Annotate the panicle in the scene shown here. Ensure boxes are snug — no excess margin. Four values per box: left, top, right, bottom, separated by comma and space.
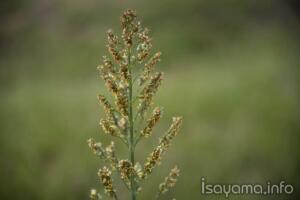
89, 9, 183, 199
158, 166, 180, 194
98, 166, 117, 198
138, 72, 163, 117
139, 52, 162, 86
141, 107, 162, 138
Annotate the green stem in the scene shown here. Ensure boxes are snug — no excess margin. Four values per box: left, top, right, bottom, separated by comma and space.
155, 191, 162, 200
128, 49, 137, 200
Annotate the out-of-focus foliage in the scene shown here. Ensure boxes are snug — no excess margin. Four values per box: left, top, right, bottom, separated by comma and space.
0, 0, 299, 199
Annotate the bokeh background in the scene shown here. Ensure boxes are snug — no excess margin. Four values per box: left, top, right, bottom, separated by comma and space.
0, 0, 299, 199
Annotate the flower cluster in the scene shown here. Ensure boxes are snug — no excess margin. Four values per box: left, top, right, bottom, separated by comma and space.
87, 10, 182, 200
87, 139, 118, 169
98, 167, 117, 198
118, 159, 135, 181
142, 147, 163, 178
142, 117, 183, 179
139, 52, 162, 86
138, 72, 163, 118
97, 95, 116, 124
140, 107, 162, 138
158, 166, 180, 195
159, 117, 183, 148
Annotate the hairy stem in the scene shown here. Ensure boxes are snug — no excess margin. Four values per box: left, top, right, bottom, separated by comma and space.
128, 49, 137, 200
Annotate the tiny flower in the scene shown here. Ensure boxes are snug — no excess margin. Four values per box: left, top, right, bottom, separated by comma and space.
118, 117, 127, 130
134, 162, 143, 179
89, 189, 102, 200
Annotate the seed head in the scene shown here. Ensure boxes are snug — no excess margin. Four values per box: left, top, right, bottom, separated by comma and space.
136, 28, 152, 62
87, 138, 105, 158
120, 9, 138, 47
141, 107, 162, 137
118, 159, 134, 181
103, 56, 116, 74
97, 95, 117, 125
115, 86, 128, 116
107, 29, 119, 46
106, 29, 122, 62
105, 141, 118, 169
159, 117, 183, 148
97, 66, 119, 96
120, 63, 130, 84
89, 9, 183, 199
98, 166, 116, 198
138, 72, 163, 117
120, 10, 137, 28
142, 147, 163, 179
99, 119, 117, 136
139, 52, 162, 86
87, 139, 118, 169
159, 166, 180, 194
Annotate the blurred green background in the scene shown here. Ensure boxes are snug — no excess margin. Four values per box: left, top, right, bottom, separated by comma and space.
0, 0, 299, 199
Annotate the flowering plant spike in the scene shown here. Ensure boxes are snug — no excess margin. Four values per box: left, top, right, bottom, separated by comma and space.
88, 10, 183, 200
